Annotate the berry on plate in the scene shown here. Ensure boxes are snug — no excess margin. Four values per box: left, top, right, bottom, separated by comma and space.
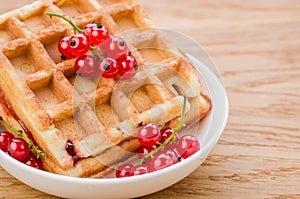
75, 55, 98, 78
137, 123, 161, 147
23, 155, 43, 170
132, 164, 150, 176
7, 138, 30, 161
58, 36, 77, 60
99, 36, 129, 60
69, 34, 90, 57
117, 55, 138, 79
176, 135, 200, 159
0, 131, 14, 152
84, 23, 110, 46
115, 163, 133, 178
97, 57, 118, 78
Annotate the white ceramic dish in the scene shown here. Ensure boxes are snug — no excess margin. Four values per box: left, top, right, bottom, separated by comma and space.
0, 54, 229, 199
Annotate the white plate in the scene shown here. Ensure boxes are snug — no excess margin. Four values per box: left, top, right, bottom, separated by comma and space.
0, 54, 229, 199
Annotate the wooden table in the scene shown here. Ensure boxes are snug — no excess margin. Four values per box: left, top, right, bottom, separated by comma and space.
1, 0, 300, 198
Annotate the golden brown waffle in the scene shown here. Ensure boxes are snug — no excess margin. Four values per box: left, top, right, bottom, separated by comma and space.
0, 0, 211, 177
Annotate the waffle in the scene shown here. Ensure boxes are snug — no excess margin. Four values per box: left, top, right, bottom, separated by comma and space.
0, 0, 211, 178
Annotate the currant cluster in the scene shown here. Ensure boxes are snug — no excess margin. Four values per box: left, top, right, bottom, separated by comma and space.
115, 97, 199, 178
48, 13, 138, 79
116, 123, 200, 178
0, 131, 43, 170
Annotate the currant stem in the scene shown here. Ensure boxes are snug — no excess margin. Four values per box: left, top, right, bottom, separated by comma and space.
90, 46, 98, 51
46, 12, 101, 54
0, 117, 47, 158
140, 96, 187, 164
92, 50, 101, 61
46, 12, 84, 34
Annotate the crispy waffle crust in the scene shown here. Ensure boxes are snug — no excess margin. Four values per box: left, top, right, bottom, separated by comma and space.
0, 0, 211, 178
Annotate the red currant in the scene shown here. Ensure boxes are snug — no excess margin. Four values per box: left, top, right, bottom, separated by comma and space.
137, 123, 161, 147
99, 36, 129, 60
137, 145, 156, 159
7, 138, 30, 161
23, 155, 43, 170
83, 23, 97, 38
159, 128, 173, 143
159, 128, 179, 149
132, 165, 149, 176
0, 131, 14, 152
150, 152, 174, 171
116, 163, 133, 178
84, 23, 110, 46
176, 135, 200, 159
75, 55, 98, 78
117, 55, 138, 79
97, 57, 118, 78
69, 34, 90, 57
165, 149, 180, 164
58, 37, 77, 59
116, 50, 131, 61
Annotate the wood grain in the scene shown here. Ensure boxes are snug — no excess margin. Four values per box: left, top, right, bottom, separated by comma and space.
1, 0, 300, 198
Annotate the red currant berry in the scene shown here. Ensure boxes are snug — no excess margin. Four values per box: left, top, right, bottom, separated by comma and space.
176, 135, 200, 159
137, 145, 156, 159
75, 55, 98, 78
137, 123, 161, 147
117, 55, 138, 79
97, 57, 118, 78
84, 23, 110, 46
23, 155, 43, 170
7, 138, 30, 161
150, 152, 174, 171
116, 50, 131, 61
0, 131, 14, 152
159, 128, 173, 143
165, 149, 180, 164
159, 128, 179, 149
69, 34, 90, 57
58, 37, 77, 60
83, 23, 97, 38
99, 36, 128, 59
116, 163, 133, 178
132, 165, 149, 176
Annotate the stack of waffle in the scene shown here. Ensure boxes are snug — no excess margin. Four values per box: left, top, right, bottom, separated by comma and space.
0, 0, 211, 178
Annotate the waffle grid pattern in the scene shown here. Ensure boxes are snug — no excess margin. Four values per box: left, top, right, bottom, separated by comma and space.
0, 0, 211, 177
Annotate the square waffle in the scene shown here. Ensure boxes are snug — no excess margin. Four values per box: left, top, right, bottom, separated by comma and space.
0, 0, 211, 178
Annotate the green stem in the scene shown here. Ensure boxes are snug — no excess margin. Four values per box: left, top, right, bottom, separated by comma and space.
92, 50, 101, 62
46, 12, 84, 34
91, 47, 107, 62
0, 117, 47, 158
140, 96, 187, 164
90, 46, 98, 51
